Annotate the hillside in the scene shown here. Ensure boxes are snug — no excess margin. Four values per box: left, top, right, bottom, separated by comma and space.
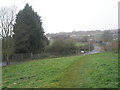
2, 52, 118, 88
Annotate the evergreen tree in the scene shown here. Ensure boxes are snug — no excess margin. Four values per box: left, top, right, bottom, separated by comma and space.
13, 4, 48, 54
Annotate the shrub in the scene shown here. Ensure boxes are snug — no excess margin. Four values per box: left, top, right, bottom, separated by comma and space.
32, 52, 56, 59
111, 41, 118, 52
45, 39, 77, 55
79, 43, 94, 52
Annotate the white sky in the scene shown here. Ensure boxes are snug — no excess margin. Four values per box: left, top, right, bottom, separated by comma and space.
0, 0, 119, 33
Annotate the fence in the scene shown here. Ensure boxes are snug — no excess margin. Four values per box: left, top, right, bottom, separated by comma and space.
2, 53, 56, 66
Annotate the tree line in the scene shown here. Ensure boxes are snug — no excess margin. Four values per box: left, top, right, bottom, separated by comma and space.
0, 4, 48, 65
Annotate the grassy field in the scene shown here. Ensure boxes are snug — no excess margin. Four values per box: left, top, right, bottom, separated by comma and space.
2, 52, 118, 88
75, 43, 85, 47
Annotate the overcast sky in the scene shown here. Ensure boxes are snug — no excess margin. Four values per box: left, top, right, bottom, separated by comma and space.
0, 0, 119, 33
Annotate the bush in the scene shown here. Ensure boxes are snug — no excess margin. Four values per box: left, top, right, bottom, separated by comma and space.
79, 43, 94, 52
101, 41, 118, 52
103, 46, 111, 52
32, 52, 56, 59
45, 39, 77, 55
111, 41, 118, 53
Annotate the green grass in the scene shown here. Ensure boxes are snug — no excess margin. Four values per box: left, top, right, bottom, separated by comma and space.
75, 43, 85, 47
2, 52, 118, 88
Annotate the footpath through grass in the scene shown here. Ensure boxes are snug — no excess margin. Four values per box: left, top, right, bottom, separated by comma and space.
2, 52, 118, 88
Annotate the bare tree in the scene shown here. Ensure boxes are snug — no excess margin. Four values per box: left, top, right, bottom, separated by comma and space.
101, 30, 113, 43
0, 6, 16, 65
101, 30, 113, 51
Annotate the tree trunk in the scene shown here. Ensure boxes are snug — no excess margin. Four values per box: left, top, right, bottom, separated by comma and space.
6, 54, 10, 65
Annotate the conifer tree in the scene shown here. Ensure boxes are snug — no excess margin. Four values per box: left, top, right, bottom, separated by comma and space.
13, 4, 48, 54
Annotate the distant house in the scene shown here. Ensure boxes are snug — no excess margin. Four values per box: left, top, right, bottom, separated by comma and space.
70, 34, 76, 38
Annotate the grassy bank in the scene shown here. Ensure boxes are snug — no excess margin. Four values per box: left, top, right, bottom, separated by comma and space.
2, 52, 118, 88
